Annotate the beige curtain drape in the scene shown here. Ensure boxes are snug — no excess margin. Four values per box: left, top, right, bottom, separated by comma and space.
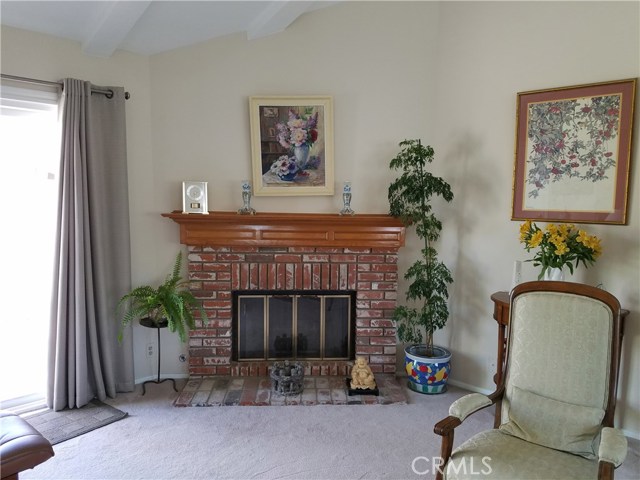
48, 78, 134, 411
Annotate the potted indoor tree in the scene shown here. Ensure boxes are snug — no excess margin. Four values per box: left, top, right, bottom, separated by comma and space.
388, 139, 454, 394
117, 252, 205, 342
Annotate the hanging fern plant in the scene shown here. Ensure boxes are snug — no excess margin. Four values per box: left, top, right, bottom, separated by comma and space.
117, 252, 205, 342
388, 139, 454, 355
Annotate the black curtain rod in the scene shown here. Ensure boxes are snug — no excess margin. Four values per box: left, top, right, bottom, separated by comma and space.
1, 73, 131, 100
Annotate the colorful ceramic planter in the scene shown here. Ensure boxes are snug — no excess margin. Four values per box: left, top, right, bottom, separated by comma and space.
404, 344, 451, 394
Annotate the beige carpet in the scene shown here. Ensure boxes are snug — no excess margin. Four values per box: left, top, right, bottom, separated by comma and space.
21, 380, 640, 480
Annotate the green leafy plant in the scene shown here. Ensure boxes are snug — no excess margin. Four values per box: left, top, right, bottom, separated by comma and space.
117, 252, 205, 342
388, 139, 454, 355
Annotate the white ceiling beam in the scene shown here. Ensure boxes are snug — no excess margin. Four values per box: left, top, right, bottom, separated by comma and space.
82, 1, 152, 57
247, 1, 311, 41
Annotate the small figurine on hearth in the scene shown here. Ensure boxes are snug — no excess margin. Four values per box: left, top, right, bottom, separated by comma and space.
350, 356, 376, 390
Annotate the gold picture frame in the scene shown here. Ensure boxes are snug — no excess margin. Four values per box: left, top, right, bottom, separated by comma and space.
249, 96, 334, 196
512, 78, 636, 224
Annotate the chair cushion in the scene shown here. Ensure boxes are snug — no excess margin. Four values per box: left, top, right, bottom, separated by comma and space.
504, 292, 612, 410
445, 429, 598, 480
499, 386, 604, 459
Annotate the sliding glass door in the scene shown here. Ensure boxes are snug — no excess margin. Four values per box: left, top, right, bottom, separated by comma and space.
0, 84, 60, 409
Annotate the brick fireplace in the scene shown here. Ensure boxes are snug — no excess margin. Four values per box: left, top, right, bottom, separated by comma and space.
162, 211, 406, 377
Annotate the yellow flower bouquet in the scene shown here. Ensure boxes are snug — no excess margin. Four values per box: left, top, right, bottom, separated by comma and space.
519, 221, 602, 280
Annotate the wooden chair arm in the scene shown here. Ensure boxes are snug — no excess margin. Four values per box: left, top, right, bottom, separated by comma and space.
433, 387, 505, 480
597, 425, 627, 476
598, 460, 614, 480
433, 416, 464, 480
434, 415, 462, 437
487, 385, 505, 403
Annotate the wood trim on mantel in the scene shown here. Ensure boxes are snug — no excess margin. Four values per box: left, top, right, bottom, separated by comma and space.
161, 211, 406, 248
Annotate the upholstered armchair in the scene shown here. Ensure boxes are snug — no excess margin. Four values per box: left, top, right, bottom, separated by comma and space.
434, 281, 627, 480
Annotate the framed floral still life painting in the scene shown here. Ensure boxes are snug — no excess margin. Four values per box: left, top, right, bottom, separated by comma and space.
249, 96, 334, 196
512, 79, 636, 224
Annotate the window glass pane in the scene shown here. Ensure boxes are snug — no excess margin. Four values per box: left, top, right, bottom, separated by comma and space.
296, 296, 321, 358
238, 297, 265, 359
324, 297, 350, 358
268, 296, 293, 358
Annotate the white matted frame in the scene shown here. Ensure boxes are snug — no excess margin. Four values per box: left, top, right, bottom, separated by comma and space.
249, 96, 334, 196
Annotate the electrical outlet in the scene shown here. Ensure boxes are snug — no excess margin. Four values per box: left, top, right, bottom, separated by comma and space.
146, 343, 154, 357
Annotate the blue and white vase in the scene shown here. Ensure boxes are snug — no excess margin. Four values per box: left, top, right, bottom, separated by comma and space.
294, 144, 310, 170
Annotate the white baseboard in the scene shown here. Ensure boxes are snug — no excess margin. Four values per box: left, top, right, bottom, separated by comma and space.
135, 373, 189, 384
621, 428, 640, 440
447, 378, 494, 396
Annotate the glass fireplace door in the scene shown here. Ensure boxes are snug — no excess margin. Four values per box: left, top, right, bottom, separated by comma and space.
234, 291, 354, 361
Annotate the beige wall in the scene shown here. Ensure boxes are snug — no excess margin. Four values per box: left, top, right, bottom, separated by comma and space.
2, 1, 638, 436
432, 0, 640, 438
145, 0, 441, 385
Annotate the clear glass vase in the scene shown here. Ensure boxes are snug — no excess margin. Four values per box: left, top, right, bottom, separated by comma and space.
543, 267, 564, 281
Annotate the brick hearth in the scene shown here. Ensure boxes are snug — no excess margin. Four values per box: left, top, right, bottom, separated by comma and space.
162, 211, 406, 377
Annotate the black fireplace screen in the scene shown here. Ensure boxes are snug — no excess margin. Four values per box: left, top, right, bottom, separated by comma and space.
232, 290, 355, 361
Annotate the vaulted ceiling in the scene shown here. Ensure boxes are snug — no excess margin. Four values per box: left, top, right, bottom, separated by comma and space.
0, 1, 337, 57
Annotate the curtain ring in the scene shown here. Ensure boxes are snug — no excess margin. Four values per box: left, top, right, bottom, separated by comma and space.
105, 89, 114, 99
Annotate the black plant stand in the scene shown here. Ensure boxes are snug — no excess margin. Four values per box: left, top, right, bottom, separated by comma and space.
140, 318, 178, 395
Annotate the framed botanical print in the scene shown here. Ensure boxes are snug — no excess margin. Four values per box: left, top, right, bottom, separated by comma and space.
512, 79, 636, 224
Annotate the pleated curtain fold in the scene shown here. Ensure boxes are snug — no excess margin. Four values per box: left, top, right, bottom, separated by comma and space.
48, 78, 134, 411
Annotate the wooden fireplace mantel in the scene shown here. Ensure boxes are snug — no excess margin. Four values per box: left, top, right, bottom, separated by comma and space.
161, 211, 406, 248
